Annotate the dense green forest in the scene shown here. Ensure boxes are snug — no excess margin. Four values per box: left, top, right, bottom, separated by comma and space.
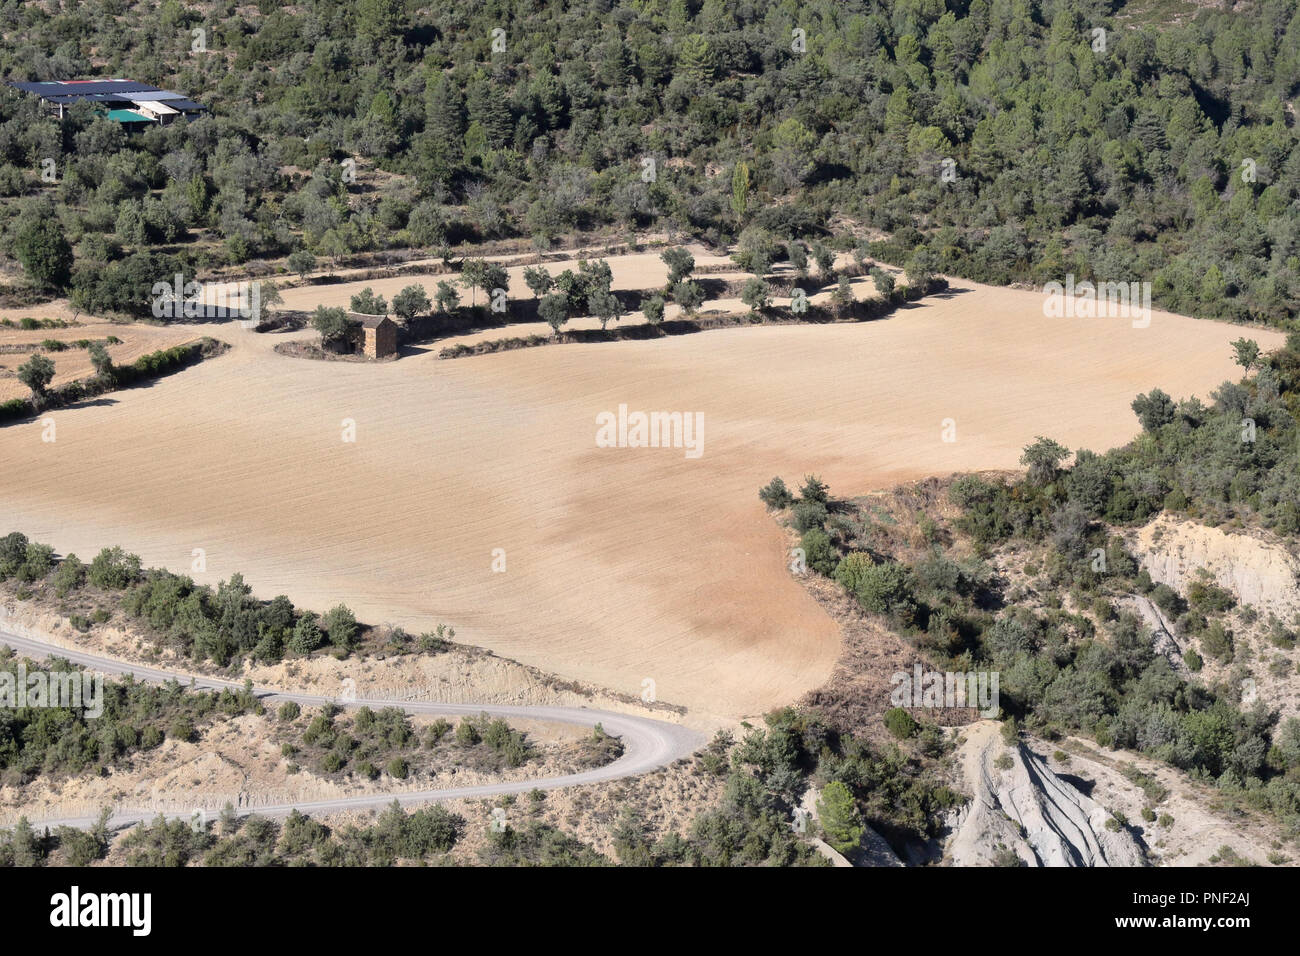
0, 0, 1297, 326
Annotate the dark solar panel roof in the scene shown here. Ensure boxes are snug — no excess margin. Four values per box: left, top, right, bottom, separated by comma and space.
10, 79, 163, 95
45, 94, 130, 103
7, 79, 205, 110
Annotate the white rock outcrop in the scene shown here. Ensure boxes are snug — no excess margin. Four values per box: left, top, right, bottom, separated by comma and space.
946, 722, 1145, 867
1129, 516, 1300, 622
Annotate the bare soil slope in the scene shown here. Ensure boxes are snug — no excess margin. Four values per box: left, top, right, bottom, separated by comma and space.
0, 279, 1280, 720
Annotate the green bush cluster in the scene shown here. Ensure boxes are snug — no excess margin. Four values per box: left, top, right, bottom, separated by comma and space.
5, 530, 367, 668
0, 651, 258, 784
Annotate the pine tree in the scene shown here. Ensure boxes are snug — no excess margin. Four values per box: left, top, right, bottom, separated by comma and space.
731, 161, 750, 221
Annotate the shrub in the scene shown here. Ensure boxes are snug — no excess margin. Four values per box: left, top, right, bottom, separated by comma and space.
792, 499, 828, 533
1001, 718, 1021, 745
670, 280, 704, 314
88, 546, 141, 589
455, 718, 481, 746
799, 475, 829, 504
17, 542, 53, 582
800, 528, 838, 576
387, 757, 409, 779
1273, 717, 1300, 768
851, 561, 914, 618
425, 718, 451, 746
318, 752, 344, 773
1266, 617, 1296, 649
52, 554, 86, 596
759, 476, 794, 510
312, 306, 354, 348
0, 532, 29, 578
321, 605, 358, 649
1019, 436, 1070, 485
278, 702, 301, 721
869, 266, 895, 297
884, 707, 917, 739
419, 626, 453, 654
1131, 389, 1176, 432
289, 613, 324, 655
1188, 579, 1235, 614
1183, 648, 1203, 672
741, 277, 770, 312
833, 552, 875, 595
641, 295, 665, 325
1150, 584, 1183, 616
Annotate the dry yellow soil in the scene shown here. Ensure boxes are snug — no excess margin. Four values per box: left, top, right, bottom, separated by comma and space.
0, 318, 195, 401
0, 276, 1281, 721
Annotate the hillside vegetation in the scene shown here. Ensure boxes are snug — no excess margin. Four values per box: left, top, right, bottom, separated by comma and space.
768, 331, 1300, 839
0, 0, 1295, 326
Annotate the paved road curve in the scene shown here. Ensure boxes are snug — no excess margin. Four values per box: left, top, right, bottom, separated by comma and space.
0, 629, 706, 830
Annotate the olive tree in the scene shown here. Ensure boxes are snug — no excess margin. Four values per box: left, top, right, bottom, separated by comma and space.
392, 284, 431, 324
17, 354, 55, 401
539, 292, 569, 335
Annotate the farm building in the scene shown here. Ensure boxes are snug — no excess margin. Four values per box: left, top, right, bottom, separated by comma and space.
349, 313, 398, 359
7, 79, 206, 125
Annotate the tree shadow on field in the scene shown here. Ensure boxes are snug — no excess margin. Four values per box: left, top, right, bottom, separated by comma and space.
397, 343, 434, 358
895, 285, 973, 310
61, 396, 118, 412
919, 285, 973, 301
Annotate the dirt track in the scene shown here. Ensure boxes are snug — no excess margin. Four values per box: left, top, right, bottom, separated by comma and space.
0, 277, 1281, 720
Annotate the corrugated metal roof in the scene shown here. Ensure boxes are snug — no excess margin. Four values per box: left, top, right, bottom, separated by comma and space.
133, 100, 178, 115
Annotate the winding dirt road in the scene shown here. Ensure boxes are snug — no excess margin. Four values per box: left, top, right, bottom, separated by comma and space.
0, 628, 705, 830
